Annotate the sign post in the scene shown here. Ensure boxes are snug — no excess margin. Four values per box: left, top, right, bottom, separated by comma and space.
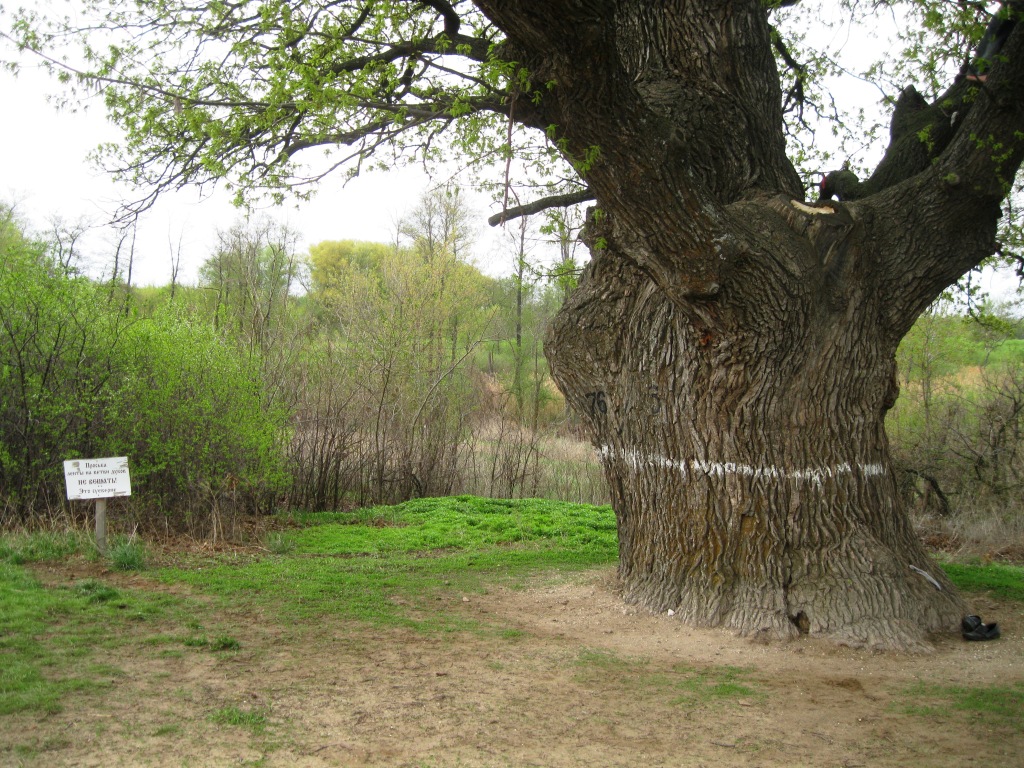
63, 457, 132, 556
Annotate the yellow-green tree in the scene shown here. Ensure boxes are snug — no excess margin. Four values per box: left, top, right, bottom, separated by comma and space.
308, 240, 392, 308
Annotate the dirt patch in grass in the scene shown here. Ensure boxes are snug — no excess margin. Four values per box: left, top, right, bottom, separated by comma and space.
4, 565, 1023, 767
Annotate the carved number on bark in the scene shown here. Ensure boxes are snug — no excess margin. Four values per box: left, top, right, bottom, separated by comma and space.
584, 387, 661, 421
584, 391, 608, 417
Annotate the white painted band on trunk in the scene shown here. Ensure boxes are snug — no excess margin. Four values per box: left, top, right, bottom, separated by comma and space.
598, 446, 886, 485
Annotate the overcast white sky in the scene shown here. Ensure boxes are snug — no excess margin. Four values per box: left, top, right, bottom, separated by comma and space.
0, 62, 517, 287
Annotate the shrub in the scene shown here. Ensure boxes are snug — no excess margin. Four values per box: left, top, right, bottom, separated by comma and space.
99, 307, 290, 523
0, 209, 289, 527
0, 211, 129, 520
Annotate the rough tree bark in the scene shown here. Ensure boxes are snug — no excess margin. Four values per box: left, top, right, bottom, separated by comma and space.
474, 0, 1024, 649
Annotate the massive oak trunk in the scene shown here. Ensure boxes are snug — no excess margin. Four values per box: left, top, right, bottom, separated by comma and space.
474, 0, 1024, 649
547, 198, 964, 650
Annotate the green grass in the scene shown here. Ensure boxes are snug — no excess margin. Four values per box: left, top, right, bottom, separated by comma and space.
153, 498, 1024, 639
263, 531, 296, 555
0, 560, 181, 716
159, 496, 618, 629
210, 704, 270, 733
0, 529, 150, 571
74, 578, 126, 605
109, 535, 148, 571
182, 634, 241, 651
210, 635, 241, 651
896, 680, 1024, 731
284, 495, 616, 551
4, 493, 1021, 754
574, 648, 758, 707
667, 664, 758, 705
0, 530, 90, 564
940, 561, 1024, 602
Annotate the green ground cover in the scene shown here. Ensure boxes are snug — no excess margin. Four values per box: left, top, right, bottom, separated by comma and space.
161, 496, 618, 627
0, 562, 177, 716
1, 496, 1022, 728
939, 561, 1024, 602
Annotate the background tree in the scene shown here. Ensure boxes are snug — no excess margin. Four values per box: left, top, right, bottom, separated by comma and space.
397, 184, 479, 363
308, 239, 393, 306
199, 219, 301, 355
9, 0, 1024, 648
310, 234, 492, 502
540, 206, 585, 305
399, 183, 476, 265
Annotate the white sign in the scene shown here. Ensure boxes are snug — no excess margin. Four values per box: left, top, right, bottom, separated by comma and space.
64, 457, 132, 500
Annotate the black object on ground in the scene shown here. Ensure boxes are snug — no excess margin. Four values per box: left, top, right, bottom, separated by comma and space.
961, 615, 1001, 641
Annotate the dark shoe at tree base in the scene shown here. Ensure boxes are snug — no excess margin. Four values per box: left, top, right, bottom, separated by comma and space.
961, 615, 1001, 641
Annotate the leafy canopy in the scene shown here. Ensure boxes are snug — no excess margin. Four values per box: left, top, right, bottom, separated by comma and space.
5, 0, 553, 211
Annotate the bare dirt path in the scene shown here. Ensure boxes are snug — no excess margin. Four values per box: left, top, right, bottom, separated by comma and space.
5, 565, 1022, 767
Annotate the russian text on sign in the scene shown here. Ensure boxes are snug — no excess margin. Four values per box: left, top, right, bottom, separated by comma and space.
63, 456, 132, 500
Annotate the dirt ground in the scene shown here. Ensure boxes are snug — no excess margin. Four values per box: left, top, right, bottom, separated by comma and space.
5, 564, 1023, 768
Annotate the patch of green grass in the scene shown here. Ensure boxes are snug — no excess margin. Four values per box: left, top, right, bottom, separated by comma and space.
896, 680, 1024, 731
141, 634, 181, 647
160, 496, 618, 630
0, 530, 89, 564
263, 531, 295, 555
0, 565, 107, 714
940, 561, 1024, 602
0, 560, 182, 716
109, 535, 147, 571
210, 635, 241, 651
278, 496, 616, 556
210, 705, 269, 733
282, 504, 403, 528
285, 496, 617, 557
74, 579, 124, 605
164, 554, 470, 631
181, 634, 240, 651
576, 648, 632, 673
667, 663, 757, 705
574, 648, 758, 707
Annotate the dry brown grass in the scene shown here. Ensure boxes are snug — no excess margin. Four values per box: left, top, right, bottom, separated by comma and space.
912, 496, 1024, 564
459, 419, 609, 505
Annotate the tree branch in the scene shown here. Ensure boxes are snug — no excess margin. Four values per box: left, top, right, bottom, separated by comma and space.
487, 188, 594, 226
414, 0, 461, 37
872, 22, 1024, 333
770, 26, 809, 123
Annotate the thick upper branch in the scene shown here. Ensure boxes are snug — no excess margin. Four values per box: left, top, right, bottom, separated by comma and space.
867, 23, 1024, 333
487, 188, 594, 226
474, 0, 802, 299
